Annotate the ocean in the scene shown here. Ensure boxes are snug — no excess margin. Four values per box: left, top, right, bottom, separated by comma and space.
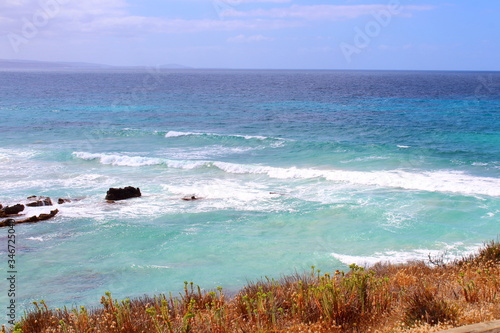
0, 69, 499, 314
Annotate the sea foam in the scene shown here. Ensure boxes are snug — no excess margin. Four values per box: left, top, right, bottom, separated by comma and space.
72, 152, 500, 197
165, 130, 272, 140
72, 152, 206, 169
331, 243, 480, 266
211, 162, 500, 197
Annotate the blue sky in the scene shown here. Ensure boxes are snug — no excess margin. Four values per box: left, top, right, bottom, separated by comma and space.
0, 0, 499, 70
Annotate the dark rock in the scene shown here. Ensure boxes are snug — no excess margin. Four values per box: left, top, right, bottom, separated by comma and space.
37, 209, 59, 221
0, 204, 2, 210
0, 219, 15, 228
3, 204, 25, 215
26, 197, 53, 207
106, 200, 115, 204
17, 209, 59, 224
21, 215, 39, 223
182, 195, 202, 201
58, 198, 71, 204
105, 186, 141, 201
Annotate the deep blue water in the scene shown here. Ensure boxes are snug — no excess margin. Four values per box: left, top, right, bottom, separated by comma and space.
0, 69, 499, 317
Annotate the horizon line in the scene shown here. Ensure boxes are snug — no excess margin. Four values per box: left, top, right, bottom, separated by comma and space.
1, 58, 499, 73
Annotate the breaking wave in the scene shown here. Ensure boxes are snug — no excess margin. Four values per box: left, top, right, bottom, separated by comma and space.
72, 152, 500, 197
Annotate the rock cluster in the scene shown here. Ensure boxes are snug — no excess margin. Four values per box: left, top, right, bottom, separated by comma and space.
26, 196, 53, 207
1, 187, 146, 227
0, 209, 59, 227
0, 196, 59, 227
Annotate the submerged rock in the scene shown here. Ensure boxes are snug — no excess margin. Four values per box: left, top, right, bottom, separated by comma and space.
58, 198, 71, 204
105, 186, 142, 201
182, 195, 202, 201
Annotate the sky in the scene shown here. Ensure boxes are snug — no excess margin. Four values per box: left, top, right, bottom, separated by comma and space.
0, 0, 499, 70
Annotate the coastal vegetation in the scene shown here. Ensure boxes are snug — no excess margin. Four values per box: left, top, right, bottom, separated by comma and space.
5, 241, 500, 333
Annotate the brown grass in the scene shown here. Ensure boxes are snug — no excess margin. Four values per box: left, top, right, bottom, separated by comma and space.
4, 241, 500, 333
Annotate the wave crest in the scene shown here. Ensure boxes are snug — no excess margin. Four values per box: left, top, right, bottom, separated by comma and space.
165, 130, 273, 141
212, 162, 500, 197
72, 152, 500, 197
72, 152, 206, 169
331, 243, 480, 266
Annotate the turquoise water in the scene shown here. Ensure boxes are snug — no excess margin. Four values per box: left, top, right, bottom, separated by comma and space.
0, 69, 499, 316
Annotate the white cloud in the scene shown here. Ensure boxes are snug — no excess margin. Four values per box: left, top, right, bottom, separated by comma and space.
227, 34, 274, 42
0, 0, 301, 38
80, 17, 298, 34
0, 1, 435, 38
221, 4, 435, 20
0, 0, 129, 33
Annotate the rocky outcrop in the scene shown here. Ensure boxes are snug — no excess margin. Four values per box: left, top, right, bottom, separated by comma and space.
0, 209, 59, 227
0, 204, 25, 216
26, 196, 53, 207
18, 209, 59, 224
0, 219, 15, 228
105, 187, 141, 201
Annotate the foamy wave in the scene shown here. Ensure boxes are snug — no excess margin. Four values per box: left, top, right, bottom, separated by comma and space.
72, 152, 500, 196
164, 145, 259, 159
0, 152, 10, 162
0, 148, 39, 159
165, 130, 202, 138
165, 130, 272, 140
27, 236, 45, 242
74, 152, 163, 167
72, 152, 206, 169
332, 243, 480, 266
212, 162, 500, 197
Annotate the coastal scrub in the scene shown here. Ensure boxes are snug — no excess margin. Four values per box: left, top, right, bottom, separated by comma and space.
5, 241, 500, 333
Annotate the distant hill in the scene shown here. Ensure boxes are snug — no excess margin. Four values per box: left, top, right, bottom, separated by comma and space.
159, 63, 192, 69
0, 59, 192, 70
0, 59, 115, 70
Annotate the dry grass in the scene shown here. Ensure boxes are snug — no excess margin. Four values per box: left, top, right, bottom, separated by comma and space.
4, 241, 500, 333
